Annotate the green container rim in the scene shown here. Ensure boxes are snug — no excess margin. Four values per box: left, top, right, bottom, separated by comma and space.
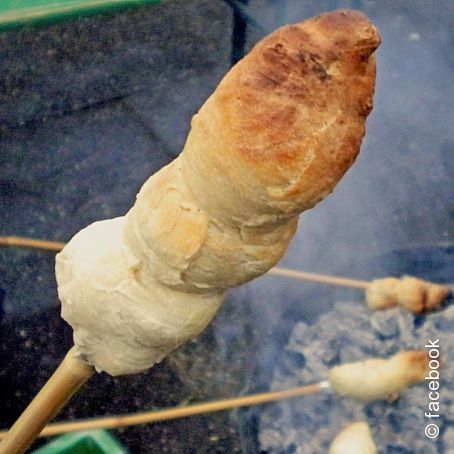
0, 0, 162, 32
31, 429, 129, 454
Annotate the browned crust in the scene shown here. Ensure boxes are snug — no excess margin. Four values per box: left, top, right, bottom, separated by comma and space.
396, 351, 432, 386
212, 10, 380, 212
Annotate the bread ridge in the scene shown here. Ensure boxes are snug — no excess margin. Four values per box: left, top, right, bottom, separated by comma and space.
123, 158, 298, 293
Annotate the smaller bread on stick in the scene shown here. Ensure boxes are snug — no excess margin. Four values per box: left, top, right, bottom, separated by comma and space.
329, 351, 430, 402
0, 351, 431, 441
366, 276, 451, 313
329, 421, 377, 454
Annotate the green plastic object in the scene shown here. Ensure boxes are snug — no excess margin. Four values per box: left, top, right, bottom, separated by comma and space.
0, 0, 162, 32
31, 430, 129, 454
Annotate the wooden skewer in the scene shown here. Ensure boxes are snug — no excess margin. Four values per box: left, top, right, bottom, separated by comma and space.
0, 236, 65, 252
0, 348, 94, 454
0, 236, 332, 448
268, 267, 369, 289
0, 382, 327, 440
0, 236, 370, 290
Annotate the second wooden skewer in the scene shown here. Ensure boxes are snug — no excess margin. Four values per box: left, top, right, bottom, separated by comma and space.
0, 236, 370, 289
1, 235, 450, 313
0, 382, 327, 440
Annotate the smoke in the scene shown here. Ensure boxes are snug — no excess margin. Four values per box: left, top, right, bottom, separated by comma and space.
257, 301, 453, 453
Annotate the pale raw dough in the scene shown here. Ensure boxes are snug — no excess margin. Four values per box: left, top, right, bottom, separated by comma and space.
329, 422, 377, 454
329, 351, 430, 402
366, 276, 451, 313
56, 216, 225, 376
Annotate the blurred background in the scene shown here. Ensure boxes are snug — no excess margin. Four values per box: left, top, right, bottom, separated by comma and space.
0, 0, 453, 452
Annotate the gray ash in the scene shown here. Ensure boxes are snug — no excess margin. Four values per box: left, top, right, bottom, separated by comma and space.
259, 302, 453, 454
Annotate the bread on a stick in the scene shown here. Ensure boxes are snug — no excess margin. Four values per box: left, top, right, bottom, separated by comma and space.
329, 421, 377, 454
56, 11, 381, 376
366, 276, 451, 313
329, 351, 430, 402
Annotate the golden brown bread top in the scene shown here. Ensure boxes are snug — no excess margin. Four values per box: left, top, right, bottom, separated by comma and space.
182, 10, 381, 225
